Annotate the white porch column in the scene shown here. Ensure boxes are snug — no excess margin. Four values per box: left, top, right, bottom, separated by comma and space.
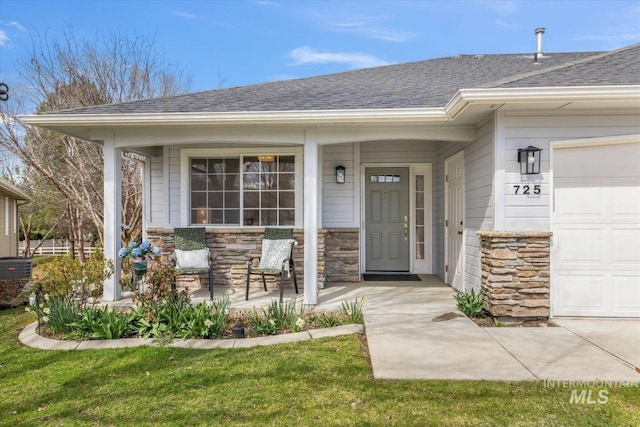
303, 140, 319, 305
103, 138, 122, 301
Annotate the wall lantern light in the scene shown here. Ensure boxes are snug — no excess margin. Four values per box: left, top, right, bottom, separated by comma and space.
336, 165, 346, 184
518, 146, 542, 175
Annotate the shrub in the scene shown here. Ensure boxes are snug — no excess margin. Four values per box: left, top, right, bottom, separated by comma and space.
308, 312, 342, 328
88, 307, 132, 339
27, 294, 81, 335
129, 307, 163, 338
242, 299, 302, 336
77, 251, 113, 301
68, 306, 132, 339
454, 289, 485, 318
339, 298, 364, 324
35, 252, 113, 302
36, 256, 82, 298
132, 263, 178, 307
176, 296, 230, 339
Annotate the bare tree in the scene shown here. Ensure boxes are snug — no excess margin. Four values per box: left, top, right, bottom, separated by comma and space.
0, 30, 191, 255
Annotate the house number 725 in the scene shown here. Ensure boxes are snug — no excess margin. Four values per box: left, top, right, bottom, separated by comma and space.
513, 185, 541, 195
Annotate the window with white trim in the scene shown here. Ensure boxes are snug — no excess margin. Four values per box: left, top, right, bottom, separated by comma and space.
13, 200, 17, 234
189, 155, 296, 226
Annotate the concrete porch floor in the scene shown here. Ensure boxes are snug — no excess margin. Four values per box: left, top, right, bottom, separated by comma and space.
104, 274, 446, 312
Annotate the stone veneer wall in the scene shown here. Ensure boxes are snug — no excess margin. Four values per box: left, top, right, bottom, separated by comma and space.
147, 228, 307, 289
476, 231, 552, 319
322, 228, 360, 283
147, 227, 360, 289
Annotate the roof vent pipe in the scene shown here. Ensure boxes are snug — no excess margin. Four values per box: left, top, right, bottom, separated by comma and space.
534, 27, 545, 63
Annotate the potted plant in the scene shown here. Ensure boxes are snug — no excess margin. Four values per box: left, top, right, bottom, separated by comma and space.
118, 241, 161, 277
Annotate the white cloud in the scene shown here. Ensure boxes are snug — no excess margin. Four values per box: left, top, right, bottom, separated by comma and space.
289, 46, 390, 68
251, 1, 282, 7
572, 3, 640, 48
5, 21, 25, 32
308, 11, 416, 43
326, 17, 416, 42
495, 19, 520, 30
171, 10, 197, 19
0, 30, 8, 46
475, 1, 517, 17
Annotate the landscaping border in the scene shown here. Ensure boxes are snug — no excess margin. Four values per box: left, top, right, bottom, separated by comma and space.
18, 321, 363, 351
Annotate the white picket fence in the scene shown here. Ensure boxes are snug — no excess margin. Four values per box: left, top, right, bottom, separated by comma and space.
19, 239, 96, 256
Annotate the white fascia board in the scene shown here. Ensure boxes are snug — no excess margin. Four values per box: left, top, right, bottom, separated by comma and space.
0, 179, 30, 201
17, 85, 639, 129
18, 108, 448, 126
455, 85, 640, 104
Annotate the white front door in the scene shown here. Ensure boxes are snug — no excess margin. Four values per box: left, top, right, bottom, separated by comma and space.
553, 141, 640, 317
445, 152, 465, 291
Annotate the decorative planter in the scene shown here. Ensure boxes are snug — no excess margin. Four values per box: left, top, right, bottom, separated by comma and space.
133, 260, 148, 277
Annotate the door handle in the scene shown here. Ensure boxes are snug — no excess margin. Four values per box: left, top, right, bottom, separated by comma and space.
457, 230, 463, 235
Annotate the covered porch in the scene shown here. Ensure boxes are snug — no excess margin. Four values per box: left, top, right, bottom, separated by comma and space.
97, 121, 482, 305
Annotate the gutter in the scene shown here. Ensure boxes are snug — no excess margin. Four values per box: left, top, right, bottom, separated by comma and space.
19, 107, 449, 126
18, 85, 640, 128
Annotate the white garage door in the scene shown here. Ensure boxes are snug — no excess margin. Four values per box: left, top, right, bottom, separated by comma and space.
553, 141, 640, 317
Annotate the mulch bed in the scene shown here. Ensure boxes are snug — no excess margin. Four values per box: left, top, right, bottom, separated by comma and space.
0, 280, 29, 303
471, 316, 555, 327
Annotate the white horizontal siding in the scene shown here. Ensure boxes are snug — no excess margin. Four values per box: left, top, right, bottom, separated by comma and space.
360, 140, 439, 164
322, 143, 356, 227
463, 119, 494, 292
433, 118, 494, 289
503, 111, 640, 231
149, 154, 164, 226
169, 146, 181, 226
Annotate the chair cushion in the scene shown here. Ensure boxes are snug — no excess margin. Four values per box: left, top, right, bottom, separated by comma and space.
175, 228, 208, 251
258, 239, 295, 271
175, 248, 210, 270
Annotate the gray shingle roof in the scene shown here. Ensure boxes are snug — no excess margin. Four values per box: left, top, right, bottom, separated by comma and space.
48, 44, 639, 115
497, 43, 640, 88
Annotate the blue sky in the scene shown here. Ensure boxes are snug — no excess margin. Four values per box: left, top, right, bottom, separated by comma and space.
1, 0, 639, 94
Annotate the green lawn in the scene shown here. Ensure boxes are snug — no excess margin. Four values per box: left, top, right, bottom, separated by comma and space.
1, 309, 638, 426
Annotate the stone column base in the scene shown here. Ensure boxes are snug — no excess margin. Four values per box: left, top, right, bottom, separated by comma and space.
477, 231, 552, 320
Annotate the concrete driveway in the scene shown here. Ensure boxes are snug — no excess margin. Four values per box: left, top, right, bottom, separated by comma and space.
358, 276, 640, 382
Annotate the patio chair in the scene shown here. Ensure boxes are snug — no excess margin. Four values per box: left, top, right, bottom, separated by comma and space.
170, 227, 214, 300
246, 228, 298, 303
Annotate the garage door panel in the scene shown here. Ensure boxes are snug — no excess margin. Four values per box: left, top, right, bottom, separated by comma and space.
555, 274, 605, 315
553, 140, 640, 318
556, 228, 605, 265
611, 186, 640, 217
555, 186, 605, 218
611, 276, 640, 314
612, 228, 640, 264
555, 142, 640, 179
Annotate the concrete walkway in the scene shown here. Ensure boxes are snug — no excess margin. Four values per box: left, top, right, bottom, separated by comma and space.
361, 276, 640, 382
19, 277, 640, 382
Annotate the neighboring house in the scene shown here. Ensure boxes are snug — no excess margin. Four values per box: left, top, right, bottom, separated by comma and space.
0, 179, 29, 257
21, 37, 640, 318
